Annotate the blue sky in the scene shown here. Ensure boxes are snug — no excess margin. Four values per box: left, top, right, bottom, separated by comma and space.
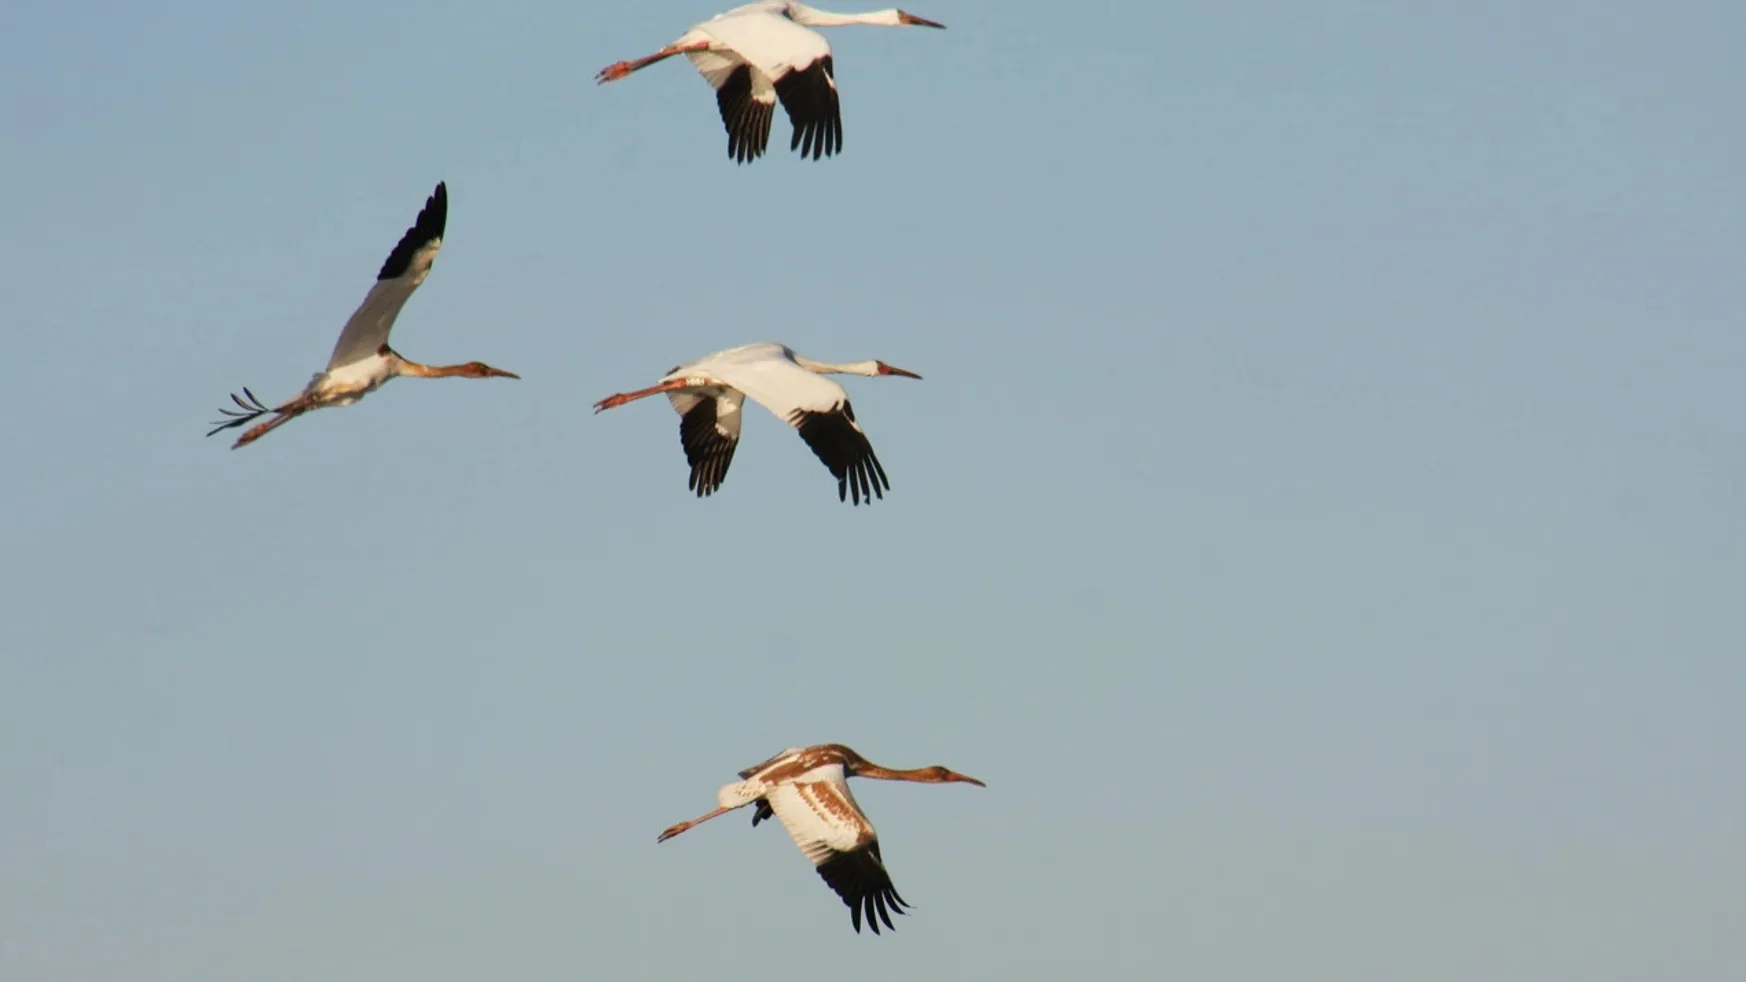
3, 1, 1742, 979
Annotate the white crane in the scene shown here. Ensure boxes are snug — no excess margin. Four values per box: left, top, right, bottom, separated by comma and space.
592, 342, 922, 505
207, 182, 519, 449
595, 3, 946, 164
656, 743, 985, 934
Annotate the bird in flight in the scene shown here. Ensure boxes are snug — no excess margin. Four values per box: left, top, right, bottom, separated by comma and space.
595, 2, 946, 164
656, 743, 984, 933
593, 342, 921, 505
207, 182, 518, 449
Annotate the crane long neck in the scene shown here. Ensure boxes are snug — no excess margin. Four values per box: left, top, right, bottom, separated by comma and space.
394, 358, 504, 379
785, 5, 902, 28
793, 355, 877, 376
397, 360, 470, 378
853, 763, 942, 783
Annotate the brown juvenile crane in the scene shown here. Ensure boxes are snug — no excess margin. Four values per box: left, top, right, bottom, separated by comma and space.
656, 743, 984, 934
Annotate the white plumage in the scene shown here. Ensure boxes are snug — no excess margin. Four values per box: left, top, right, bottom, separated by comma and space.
593, 342, 922, 505
322, 218, 443, 373
595, 3, 946, 164
206, 182, 519, 449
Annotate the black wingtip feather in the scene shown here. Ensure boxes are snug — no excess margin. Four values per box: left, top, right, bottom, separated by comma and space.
816, 845, 910, 936
374, 182, 447, 281
680, 398, 739, 498
774, 56, 842, 162
715, 65, 775, 165
789, 402, 891, 506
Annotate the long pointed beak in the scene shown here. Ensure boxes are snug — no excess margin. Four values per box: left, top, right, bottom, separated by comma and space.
949, 772, 986, 787
491, 368, 521, 379
881, 364, 923, 380
899, 12, 946, 28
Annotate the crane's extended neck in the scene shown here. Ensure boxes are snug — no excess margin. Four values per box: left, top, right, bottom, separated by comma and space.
851, 761, 987, 786
394, 356, 521, 379
793, 354, 883, 376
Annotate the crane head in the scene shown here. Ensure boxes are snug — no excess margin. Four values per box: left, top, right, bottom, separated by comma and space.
875, 361, 923, 380
897, 11, 946, 28
459, 361, 521, 379
927, 766, 986, 787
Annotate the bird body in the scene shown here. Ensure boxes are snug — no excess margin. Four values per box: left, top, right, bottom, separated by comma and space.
595, 4, 946, 164
207, 182, 519, 449
305, 352, 395, 405
593, 342, 921, 505
689, 5, 830, 78
666, 342, 860, 420
657, 743, 984, 934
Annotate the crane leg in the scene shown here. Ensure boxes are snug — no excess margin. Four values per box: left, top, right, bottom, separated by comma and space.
593, 379, 692, 413
595, 41, 713, 84
656, 805, 735, 843
232, 406, 311, 449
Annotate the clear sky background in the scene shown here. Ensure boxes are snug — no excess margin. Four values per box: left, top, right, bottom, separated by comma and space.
3, 1, 1742, 979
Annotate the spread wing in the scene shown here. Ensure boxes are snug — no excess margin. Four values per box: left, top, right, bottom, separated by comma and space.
692, 9, 838, 162
710, 62, 778, 163
705, 356, 890, 505
764, 773, 910, 934
773, 55, 841, 160
737, 746, 804, 781
787, 400, 888, 506
669, 387, 745, 496
324, 182, 447, 370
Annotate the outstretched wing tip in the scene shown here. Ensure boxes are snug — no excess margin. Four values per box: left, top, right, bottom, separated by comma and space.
816, 845, 911, 936
789, 402, 891, 506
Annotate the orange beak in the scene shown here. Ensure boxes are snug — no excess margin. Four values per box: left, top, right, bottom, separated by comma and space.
487, 367, 521, 379
879, 363, 923, 379
946, 770, 986, 787
898, 11, 946, 28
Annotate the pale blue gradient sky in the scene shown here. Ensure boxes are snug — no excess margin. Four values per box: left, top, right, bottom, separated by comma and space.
3, 2, 1743, 980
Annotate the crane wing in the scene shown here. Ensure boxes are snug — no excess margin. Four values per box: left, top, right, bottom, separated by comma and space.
789, 400, 889, 505
737, 746, 805, 781
704, 355, 890, 505
697, 7, 831, 77
715, 65, 777, 163
324, 182, 447, 371
669, 387, 745, 497
682, 32, 778, 165
693, 9, 839, 161
815, 839, 909, 934
773, 56, 841, 160
764, 776, 910, 934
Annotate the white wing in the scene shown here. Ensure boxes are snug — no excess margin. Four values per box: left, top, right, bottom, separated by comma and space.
696, 7, 831, 78
691, 347, 890, 505
689, 9, 841, 161
678, 32, 777, 164
324, 182, 447, 371
764, 767, 871, 866
687, 344, 847, 419
764, 771, 912, 933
